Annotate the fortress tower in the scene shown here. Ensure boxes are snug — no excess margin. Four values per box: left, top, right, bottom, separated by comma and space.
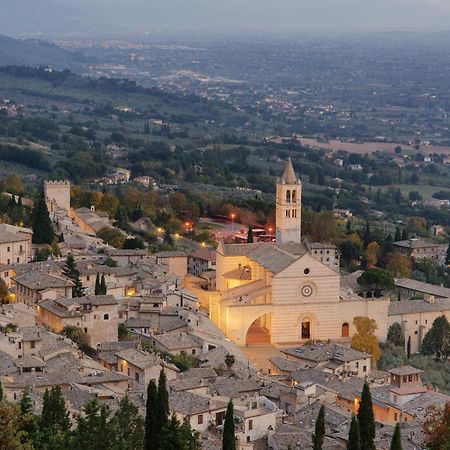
276, 158, 302, 244
44, 180, 71, 213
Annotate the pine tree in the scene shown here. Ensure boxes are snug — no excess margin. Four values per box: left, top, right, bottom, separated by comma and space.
347, 415, 361, 450
32, 195, 54, 245
222, 400, 236, 450
20, 387, 33, 415
247, 226, 254, 243
180, 418, 202, 450
94, 273, 101, 295
357, 383, 376, 450
63, 255, 85, 298
100, 274, 107, 295
390, 423, 402, 450
401, 229, 408, 240
72, 398, 113, 450
111, 396, 144, 450
160, 414, 183, 450
145, 381, 158, 450
313, 405, 325, 450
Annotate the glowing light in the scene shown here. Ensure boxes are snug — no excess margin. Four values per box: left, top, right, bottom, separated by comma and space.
157, 227, 163, 233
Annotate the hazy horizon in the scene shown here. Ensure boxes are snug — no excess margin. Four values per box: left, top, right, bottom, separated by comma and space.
4, 0, 450, 37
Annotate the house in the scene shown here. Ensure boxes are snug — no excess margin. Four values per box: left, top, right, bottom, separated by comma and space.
36, 295, 119, 346
281, 344, 371, 378
151, 332, 203, 356
188, 249, 216, 276
394, 239, 439, 261
169, 391, 228, 433
115, 348, 178, 386
107, 249, 148, 267
154, 251, 188, 277
13, 272, 73, 307
0, 226, 32, 265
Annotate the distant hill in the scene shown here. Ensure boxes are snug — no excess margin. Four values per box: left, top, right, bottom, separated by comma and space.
0, 35, 90, 69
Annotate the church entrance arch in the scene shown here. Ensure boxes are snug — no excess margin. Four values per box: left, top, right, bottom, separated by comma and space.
245, 313, 272, 345
298, 314, 314, 341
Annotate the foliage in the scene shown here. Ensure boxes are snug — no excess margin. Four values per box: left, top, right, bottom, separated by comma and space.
97, 227, 126, 249
357, 383, 376, 450
351, 316, 381, 363
347, 415, 361, 450
312, 405, 325, 450
421, 315, 450, 360
0, 402, 33, 450
62, 255, 85, 298
118, 323, 130, 340
61, 326, 90, 351
247, 226, 254, 243
389, 423, 402, 450
386, 254, 412, 278
377, 343, 408, 371
32, 195, 54, 245
145, 381, 158, 450
423, 402, 450, 450
223, 400, 236, 450
364, 242, 380, 268
123, 238, 145, 249
387, 323, 405, 348
357, 268, 394, 296
225, 354, 235, 369
0, 278, 10, 304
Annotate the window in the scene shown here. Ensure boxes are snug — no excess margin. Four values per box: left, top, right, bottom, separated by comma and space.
252, 401, 257, 409
394, 413, 398, 421
30, 341, 35, 349
7, 246, 10, 252
304, 268, 310, 275
248, 420, 253, 431
16, 258, 19, 263
128, 368, 131, 376
135, 372, 140, 382
363, 365, 367, 373
414, 331, 418, 335
198, 414, 204, 425
301, 321, 311, 339
356, 362, 359, 369
292, 190, 297, 203
341, 323, 350, 338
20, 245, 23, 252
286, 190, 291, 203
103, 313, 109, 320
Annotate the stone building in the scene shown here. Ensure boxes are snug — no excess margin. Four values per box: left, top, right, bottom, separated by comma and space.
208, 160, 390, 347
44, 180, 71, 213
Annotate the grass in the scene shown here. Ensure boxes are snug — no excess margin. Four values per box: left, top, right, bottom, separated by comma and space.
366, 184, 450, 200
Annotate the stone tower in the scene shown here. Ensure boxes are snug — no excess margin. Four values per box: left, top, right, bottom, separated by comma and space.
276, 158, 302, 244
44, 180, 71, 213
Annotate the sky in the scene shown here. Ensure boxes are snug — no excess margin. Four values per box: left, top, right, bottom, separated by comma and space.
48, 0, 450, 33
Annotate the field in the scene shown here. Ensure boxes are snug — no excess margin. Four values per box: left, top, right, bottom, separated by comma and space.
299, 137, 450, 155
369, 184, 450, 200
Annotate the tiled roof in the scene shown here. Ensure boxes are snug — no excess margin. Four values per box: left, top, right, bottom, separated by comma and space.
0, 230, 28, 244
394, 239, 439, 249
169, 391, 227, 415
115, 348, 161, 370
154, 251, 187, 258
395, 278, 450, 298
282, 343, 370, 363
389, 298, 450, 315
13, 271, 73, 289
152, 332, 202, 351
389, 366, 423, 376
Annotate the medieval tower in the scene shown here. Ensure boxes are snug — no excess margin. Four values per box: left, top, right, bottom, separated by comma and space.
44, 180, 71, 213
276, 158, 302, 244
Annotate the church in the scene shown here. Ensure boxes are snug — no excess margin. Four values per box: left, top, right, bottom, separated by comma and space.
209, 159, 389, 347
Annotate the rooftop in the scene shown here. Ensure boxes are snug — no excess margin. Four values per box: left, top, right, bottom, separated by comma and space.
395, 277, 450, 298
389, 366, 423, 376
13, 272, 73, 290
394, 239, 439, 249
282, 343, 370, 363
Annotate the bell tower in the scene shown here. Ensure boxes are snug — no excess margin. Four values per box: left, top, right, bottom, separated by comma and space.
276, 158, 302, 244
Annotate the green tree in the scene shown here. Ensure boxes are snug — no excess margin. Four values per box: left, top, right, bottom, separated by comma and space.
421, 315, 450, 360
32, 195, 54, 245
446, 242, 450, 266
62, 255, 85, 298
0, 402, 33, 450
144, 381, 158, 450
111, 396, 144, 450
222, 400, 236, 450
94, 273, 101, 295
179, 418, 201, 450
0, 278, 9, 304
312, 405, 325, 450
347, 415, 361, 450
394, 227, 401, 242
247, 226, 254, 243
163, 229, 174, 246
100, 274, 107, 295
363, 222, 371, 249
390, 423, 402, 450
357, 383, 376, 450
387, 323, 405, 348
19, 388, 33, 416
61, 326, 90, 351
0, 380, 3, 401
72, 398, 113, 450
357, 268, 394, 297
157, 370, 169, 434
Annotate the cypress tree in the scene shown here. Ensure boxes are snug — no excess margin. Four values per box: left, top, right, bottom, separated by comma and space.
94, 273, 101, 295
145, 381, 158, 450
20, 387, 33, 415
312, 405, 325, 450
446, 241, 450, 267
0, 380, 3, 401
100, 274, 107, 295
401, 229, 408, 240
347, 415, 361, 450
407, 336, 411, 359
157, 370, 169, 431
357, 383, 376, 450
390, 423, 402, 450
394, 227, 401, 242
363, 222, 371, 249
63, 255, 85, 298
222, 400, 236, 450
247, 226, 254, 243
32, 195, 54, 245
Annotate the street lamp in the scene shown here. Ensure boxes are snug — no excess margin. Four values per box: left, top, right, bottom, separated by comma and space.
231, 213, 236, 233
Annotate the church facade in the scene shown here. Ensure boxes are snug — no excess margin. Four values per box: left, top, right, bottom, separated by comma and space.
209, 159, 390, 347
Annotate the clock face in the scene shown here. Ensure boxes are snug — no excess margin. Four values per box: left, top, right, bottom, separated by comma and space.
302, 285, 313, 297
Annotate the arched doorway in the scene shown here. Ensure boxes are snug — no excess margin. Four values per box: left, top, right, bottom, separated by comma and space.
299, 316, 313, 340
341, 322, 350, 338
246, 314, 272, 345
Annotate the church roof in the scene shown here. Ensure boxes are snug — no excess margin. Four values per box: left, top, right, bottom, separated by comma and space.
220, 242, 307, 274
280, 158, 298, 184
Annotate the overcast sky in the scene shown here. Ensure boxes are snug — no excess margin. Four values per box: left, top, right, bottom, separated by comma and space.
48, 0, 450, 33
